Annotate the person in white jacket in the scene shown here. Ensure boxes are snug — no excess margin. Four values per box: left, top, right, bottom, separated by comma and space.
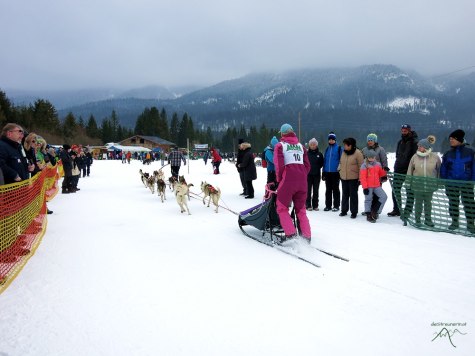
406, 135, 441, 227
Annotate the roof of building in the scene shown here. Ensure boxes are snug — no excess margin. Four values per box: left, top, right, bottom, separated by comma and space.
121, 135, 175, 146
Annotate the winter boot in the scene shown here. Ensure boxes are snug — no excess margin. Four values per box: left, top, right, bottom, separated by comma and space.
62, 189, 69, 194
366, 213, 375, 223
371, 208, 379, 220
387, 210, 400, 217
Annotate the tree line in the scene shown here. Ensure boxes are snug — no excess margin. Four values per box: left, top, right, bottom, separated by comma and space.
0, 90, 279, 152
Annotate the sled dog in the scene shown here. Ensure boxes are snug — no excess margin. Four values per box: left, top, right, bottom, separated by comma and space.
201, 181, 221, 213
156, 178, 167, 203
175, 182, 194, 215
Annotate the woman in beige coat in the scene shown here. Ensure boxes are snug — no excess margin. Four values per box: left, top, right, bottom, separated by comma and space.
338, 137, 364, 218
406, 135, 441, 226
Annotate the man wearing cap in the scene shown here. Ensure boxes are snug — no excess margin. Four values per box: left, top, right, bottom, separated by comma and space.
440, 129, 475, 233
323, 132, 342, 212
388, 124, 418, 217
0, 123, 35, 184
274, 123, 311, 241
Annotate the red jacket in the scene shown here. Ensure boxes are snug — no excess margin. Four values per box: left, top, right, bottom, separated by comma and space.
359, 160, 386, 189
210, 149, 222, 162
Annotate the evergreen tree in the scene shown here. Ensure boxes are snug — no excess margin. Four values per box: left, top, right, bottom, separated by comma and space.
170, 112, 179, 146
32, 99, 61, 133
178, 113, 189, 147
0, 90, 14, 127
159, 108, 169, 139
149, 107, 160, 136
205, 127, 214, 146
101, 118, 114, 143
110, 110, 120, 141
238, 124, 247, 142
78, 116, 85, 128
220, 128, 236, 152
134, 110, 147, 135
86, 115, 100, 138
15, 106, 33, 131
248, 126, 259, 150
63, 112, 77, 140
117, 125, 124, 141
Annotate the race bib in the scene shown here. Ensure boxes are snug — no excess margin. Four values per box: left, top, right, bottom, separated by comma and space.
282, 142, 304, 165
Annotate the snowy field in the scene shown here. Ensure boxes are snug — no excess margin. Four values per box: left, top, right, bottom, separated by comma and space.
1, 156, 474, 356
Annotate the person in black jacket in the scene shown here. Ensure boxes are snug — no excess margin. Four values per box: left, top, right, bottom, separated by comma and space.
0, 123, 35, 184
235, 138, 247, 196
84, 149, 93, 176
77, 151, 87, 177
238, 142, 257, 199
388, 124, 418, 217
306, 138, 324, 211
60, 144, 73, 193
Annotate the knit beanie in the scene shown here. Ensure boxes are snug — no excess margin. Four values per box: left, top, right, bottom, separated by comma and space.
309, 138, 318, 146
366, 150, 377, 159
449, 129, 465, 143
418, 135, 436, 150
279, 123, 294, 134
367, 133, 378, 143
270, 136, 279, 147
328, 132, 336, 140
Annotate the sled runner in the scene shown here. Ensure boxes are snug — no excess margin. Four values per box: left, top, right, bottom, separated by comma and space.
238, 183, 349, 267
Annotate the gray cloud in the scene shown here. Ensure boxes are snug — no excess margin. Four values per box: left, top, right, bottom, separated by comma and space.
1, 0, 474, 90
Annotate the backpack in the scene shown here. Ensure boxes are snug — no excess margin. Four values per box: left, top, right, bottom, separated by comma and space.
261, 149, 268, 168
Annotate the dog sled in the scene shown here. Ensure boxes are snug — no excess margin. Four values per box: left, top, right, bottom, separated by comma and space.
238, 183, 349, 267
238, 183, 288, 244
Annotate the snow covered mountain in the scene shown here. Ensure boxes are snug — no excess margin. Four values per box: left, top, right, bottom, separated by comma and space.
51, 65, 475, 140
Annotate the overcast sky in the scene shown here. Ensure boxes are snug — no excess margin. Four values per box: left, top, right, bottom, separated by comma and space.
1, 0, 474, 90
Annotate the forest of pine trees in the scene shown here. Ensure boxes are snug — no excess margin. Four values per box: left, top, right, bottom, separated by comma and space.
0, 90, 278, 152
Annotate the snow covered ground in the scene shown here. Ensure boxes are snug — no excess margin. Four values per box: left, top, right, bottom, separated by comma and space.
1, 156, 474, 356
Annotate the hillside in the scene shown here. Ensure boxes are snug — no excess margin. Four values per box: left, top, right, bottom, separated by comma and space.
9, 64, 474, 149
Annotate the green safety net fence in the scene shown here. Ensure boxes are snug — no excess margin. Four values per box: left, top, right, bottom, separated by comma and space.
388, 172, 475, 237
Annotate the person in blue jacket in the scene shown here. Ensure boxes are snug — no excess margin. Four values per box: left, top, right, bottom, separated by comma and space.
264, 136, 278, 184
440, 129, 475, 233
323, 132, 342, 211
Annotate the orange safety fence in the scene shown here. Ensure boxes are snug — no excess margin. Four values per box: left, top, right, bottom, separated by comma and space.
0, 164, 60, 293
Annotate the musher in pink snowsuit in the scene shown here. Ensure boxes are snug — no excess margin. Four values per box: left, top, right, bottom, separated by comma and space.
273, 123, 312, 241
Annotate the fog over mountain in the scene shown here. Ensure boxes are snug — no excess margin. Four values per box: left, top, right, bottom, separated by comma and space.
2, 1, 474, 91
5, 64, 475, 150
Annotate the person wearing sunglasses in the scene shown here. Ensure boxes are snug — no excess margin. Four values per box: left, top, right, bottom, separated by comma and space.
0, 123, 35, 184
23, 132, 42, 176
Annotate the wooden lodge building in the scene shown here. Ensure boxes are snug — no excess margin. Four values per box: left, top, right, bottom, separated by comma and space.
119, 135, 176, 152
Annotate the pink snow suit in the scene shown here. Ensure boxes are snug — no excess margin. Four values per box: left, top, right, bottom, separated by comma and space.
274, 132, 311, 238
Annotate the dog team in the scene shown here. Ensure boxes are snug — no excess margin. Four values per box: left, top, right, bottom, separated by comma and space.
139, 168, 221, 215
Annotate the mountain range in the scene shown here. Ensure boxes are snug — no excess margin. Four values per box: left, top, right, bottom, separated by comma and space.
8, 64, 475, 143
